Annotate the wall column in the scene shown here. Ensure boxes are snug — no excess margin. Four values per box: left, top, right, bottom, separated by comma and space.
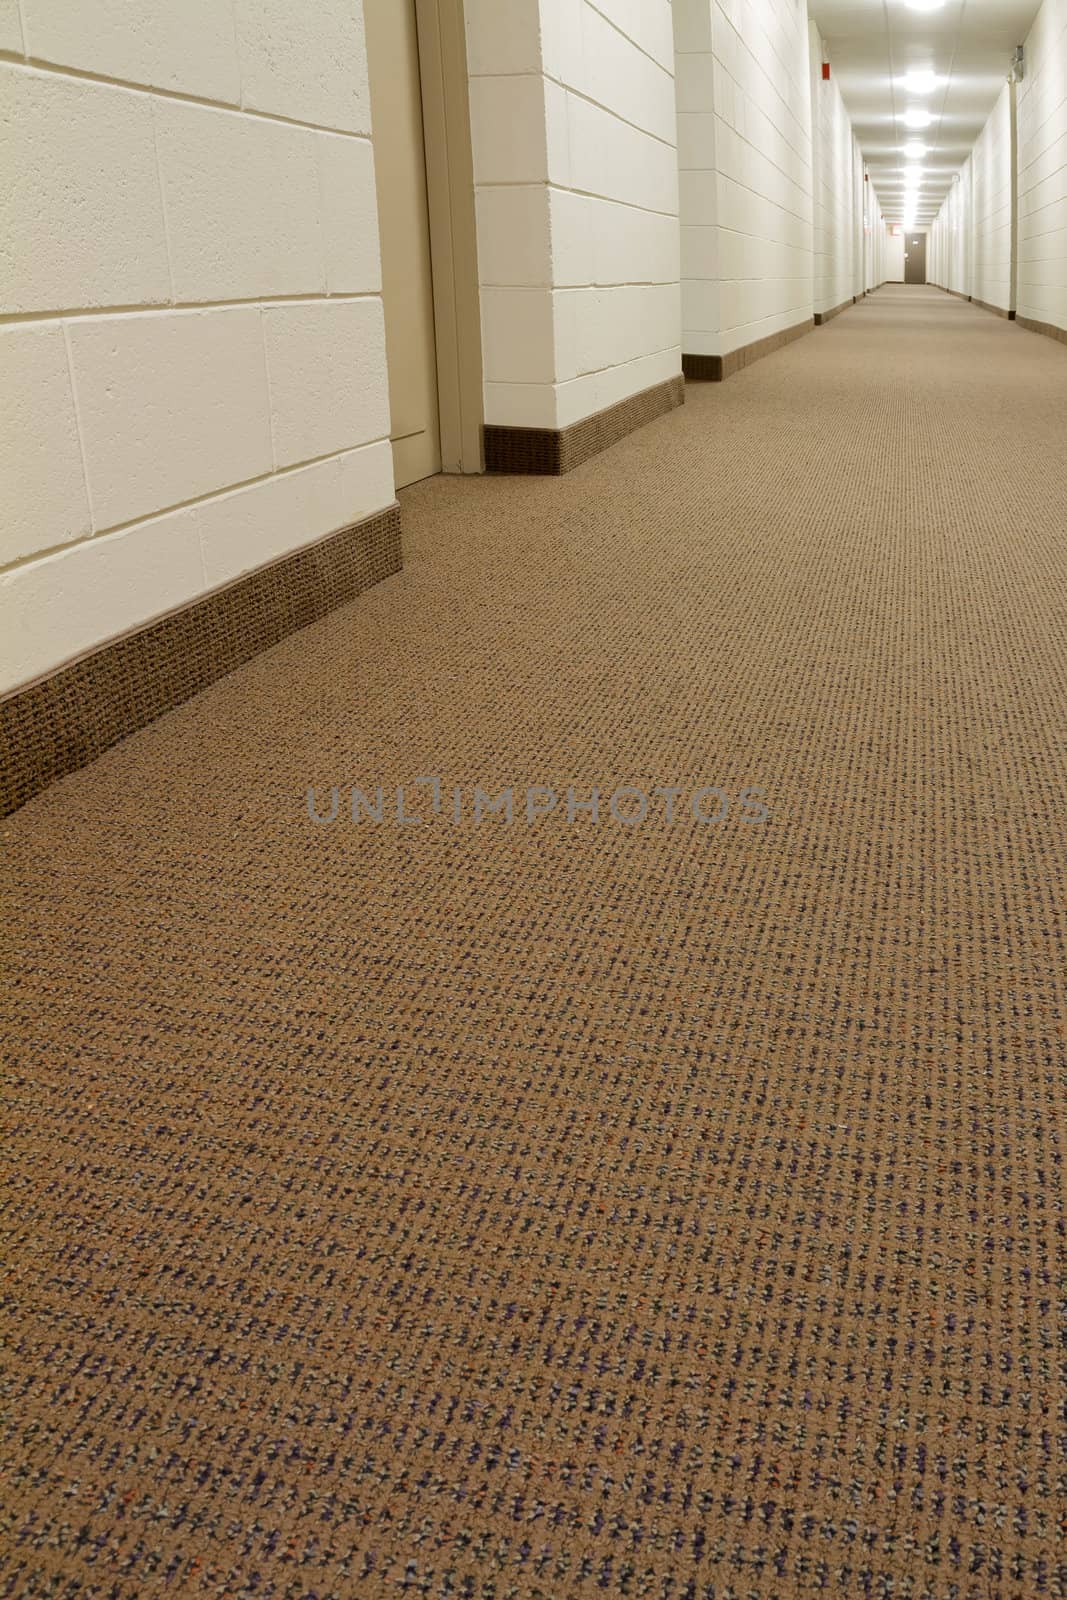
465, 0, 684, 471
675, 0, 816, 379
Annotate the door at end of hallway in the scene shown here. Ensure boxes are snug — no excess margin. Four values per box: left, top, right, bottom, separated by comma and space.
904, 233, 927, 284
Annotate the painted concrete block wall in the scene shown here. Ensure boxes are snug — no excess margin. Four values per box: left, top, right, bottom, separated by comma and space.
853, 138, 867, 296
674, 0, 815, 359
0, 1, 393, 695
956, 158, 974, 296
930, 163, 972, 296
1017, 0, 1067, 332
808, 25, 855, 317
929, 206, 947, 290
929, 205, 944, 286
876, 192, 888, 287
468, 0, 681, 429
970, 84, 1014, 312
885, 231, 906, 281
864, 180, 886, 291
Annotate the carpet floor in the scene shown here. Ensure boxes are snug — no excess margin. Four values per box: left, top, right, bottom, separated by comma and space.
2, 286, 1065, 1600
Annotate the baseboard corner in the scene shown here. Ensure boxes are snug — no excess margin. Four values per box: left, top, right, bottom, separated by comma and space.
684, 315, 814, 382
483, 374, 685, 476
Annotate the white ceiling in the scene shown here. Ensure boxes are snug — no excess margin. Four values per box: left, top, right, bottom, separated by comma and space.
808, 0, 1041, 224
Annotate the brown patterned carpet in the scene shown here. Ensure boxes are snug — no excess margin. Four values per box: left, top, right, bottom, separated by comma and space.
2, 285, 1066, 1599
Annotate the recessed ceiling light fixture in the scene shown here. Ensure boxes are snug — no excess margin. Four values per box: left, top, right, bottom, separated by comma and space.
903, 109, 933, 129
903, 0, 944, 11
902, 141, 927, 158
901, 70, 941, 94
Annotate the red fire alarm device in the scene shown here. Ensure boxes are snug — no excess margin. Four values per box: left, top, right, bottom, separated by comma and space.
822, 61, 830, 79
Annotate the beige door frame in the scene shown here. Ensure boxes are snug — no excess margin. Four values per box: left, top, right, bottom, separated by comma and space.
414, 0, 484, 474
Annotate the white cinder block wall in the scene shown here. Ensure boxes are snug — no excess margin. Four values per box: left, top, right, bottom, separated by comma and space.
468, 0, 682, 430
0, 0, 393, 696
808, 25, 856, 317
969, 85, 1014, 312
1017, 0, 1067, 333
675, 0, 815, 358
954, 158, 973, 296
885, 231, 905, 281
929, 201, 944, 287
930, 163, 972, 297
930, 202, 947, 291
864, 178, 886, 291
852, 138, 867, 296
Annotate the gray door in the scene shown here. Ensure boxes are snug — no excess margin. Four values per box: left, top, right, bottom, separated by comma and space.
904, 234, 927, 284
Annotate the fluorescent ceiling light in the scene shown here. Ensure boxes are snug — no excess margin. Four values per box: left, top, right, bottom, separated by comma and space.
904, 165, 923, 178
902, 142, 927, 158
901, 70, 941, 94
903, 0, 944, 10
903, 109, 933, 129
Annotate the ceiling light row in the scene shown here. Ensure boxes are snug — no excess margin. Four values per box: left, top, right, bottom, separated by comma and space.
875, 4, 949, 223
900, 70, 940, 137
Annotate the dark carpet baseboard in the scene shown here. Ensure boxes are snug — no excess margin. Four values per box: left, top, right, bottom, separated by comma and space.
937, 288, 1066, 341
1016, 313, 1067, 347
682, 316, 814, 382
484, 374, 685, 476
971, 296, 1014, 319
0, 504, 402, 818
814, 297, 854, 325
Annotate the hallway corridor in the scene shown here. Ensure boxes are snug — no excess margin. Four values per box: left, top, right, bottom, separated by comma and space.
3, 288, 1066, 1598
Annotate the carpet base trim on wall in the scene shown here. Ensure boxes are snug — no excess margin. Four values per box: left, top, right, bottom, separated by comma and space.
1016, 314, 1067, 347
814, 298, 854, 325
0, 503, 403, 818
484, 375, 685, 476
682, 316, 815, 383
970, 296, 1014, 319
